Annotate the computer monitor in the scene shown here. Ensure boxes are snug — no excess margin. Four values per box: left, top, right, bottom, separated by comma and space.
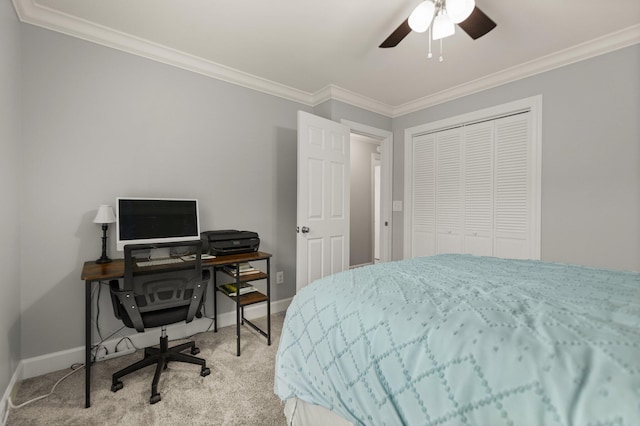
116, 197, 201, 252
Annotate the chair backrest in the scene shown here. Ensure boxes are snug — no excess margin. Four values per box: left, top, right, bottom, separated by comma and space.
110, 240, 206, 332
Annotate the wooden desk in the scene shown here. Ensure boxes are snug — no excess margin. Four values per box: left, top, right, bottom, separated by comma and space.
80, 251, 271, 408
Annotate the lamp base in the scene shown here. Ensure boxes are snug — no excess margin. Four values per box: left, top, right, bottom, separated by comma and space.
96, 223, 112, 264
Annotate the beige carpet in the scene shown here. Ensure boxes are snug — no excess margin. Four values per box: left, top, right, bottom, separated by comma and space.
6, 314, 287, 426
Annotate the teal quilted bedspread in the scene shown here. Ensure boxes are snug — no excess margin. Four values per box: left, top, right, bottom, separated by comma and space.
274, 255, 640, 425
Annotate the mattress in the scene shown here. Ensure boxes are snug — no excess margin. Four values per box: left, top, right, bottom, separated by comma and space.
274, 254, 640, 425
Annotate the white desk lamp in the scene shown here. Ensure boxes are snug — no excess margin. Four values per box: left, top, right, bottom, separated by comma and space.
93, 204, 116, 264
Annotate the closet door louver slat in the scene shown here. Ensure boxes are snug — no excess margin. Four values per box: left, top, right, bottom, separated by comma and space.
463, 121, 494, 256
436, 128, 463, 253
494, 114, 531, 259
411, 134, 436, 256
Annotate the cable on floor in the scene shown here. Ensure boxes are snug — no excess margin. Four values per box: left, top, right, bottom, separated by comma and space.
7, 363, 84, 410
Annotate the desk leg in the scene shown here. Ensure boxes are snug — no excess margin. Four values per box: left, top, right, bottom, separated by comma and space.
236, 264, 241, 356
84, 280, 92, 408
212, 268, 218, 333
267, 257, 271, 346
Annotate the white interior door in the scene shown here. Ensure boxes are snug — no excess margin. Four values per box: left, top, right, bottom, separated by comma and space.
296, 111, 350, 293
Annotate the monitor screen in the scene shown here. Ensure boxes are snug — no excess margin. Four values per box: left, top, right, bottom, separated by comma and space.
116, 197, 200, 251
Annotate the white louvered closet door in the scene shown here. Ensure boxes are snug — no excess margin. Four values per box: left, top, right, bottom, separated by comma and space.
410, 133, 436, 257
408, 110, 536, 260
494, 113, 532, 259
463, 121, 494, 256
436, 128, 463, 253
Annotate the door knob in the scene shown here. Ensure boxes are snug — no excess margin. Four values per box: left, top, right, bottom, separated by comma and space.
301, 226, 310, 234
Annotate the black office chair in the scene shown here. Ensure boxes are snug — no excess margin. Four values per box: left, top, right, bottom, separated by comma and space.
109, 241, 210, 404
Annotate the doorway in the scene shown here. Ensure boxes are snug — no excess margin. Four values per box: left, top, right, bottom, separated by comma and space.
342, 120, 393, 267
349, 133, 381, 268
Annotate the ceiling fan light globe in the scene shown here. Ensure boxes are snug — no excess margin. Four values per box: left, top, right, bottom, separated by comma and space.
408, 0, 435, 33
432, 12, 455, 40
446, 0, 475, 24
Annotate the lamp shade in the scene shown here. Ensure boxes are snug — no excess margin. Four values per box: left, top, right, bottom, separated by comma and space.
432, 11, 455, 40
408, 0, 435, 33
93, 204, 116, 224
447, 0, 475, 23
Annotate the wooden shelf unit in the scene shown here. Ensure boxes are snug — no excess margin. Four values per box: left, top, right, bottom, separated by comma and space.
211, 251, 272, 356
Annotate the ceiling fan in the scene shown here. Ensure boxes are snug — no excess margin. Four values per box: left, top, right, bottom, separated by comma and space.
380, 0, 496, 48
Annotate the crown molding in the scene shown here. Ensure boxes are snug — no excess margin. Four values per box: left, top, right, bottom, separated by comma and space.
393, 24, 640, 117
312, 85, 394, 117
11, 0, 317, 106
12, 0, 640, 119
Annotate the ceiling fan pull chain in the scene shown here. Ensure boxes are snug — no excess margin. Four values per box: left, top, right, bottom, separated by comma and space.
439, 38, 444, 62
428, 27, 433, 59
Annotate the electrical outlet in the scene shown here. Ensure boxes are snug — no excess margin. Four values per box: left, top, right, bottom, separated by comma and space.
276, 271, 284, 284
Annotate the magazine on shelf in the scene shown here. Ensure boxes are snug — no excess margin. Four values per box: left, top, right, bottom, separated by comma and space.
218, 282, 257, 297
223, 262, 260, 277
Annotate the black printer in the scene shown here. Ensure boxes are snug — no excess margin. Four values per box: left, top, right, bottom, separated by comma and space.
201, 230, 260, 256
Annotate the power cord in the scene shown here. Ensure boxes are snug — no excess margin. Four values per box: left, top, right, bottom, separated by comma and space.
8, 284, 108, 411
7, 363, 84, 410
113, 336, 140, 353
199, 304, 217, 334
95, 282, 104, 342
91, 325, 135, 362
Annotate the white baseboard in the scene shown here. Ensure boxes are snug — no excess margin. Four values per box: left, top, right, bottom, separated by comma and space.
1, 361, 23, 426
18, 297, 292, 381
349, 262, 373, 269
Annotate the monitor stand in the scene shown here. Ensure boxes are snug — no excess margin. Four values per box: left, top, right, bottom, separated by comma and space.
149, 247, 171, 259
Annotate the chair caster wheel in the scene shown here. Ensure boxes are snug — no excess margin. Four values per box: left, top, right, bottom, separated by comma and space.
191, 347, 200, 355
150, 393, 161, 404
111, 381, 123, 392
201, 367, 210, 377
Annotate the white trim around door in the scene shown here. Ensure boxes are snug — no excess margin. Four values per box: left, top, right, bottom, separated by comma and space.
341, 120, 393, 263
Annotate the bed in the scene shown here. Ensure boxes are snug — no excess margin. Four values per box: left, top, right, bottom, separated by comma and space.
274, 254, 640, 425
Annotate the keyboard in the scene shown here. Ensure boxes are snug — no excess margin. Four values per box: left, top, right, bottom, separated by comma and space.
136, 258, 184, 267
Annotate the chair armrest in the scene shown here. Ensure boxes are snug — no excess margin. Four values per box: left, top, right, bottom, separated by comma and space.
111, 287, 146, 332
186, 279, 207, 323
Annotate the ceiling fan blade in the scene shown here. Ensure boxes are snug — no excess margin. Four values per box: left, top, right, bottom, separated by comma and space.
379, 18, 411, 48
457, 6, 496, 39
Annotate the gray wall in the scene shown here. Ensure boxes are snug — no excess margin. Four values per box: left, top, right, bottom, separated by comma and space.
0, 0, 22, 399
329, 100, 392, 132
19, 24, 312, 359
393, 45, 640, 272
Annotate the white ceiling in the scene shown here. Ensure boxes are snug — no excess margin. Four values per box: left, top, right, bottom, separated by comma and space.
13, 0, 640, 116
